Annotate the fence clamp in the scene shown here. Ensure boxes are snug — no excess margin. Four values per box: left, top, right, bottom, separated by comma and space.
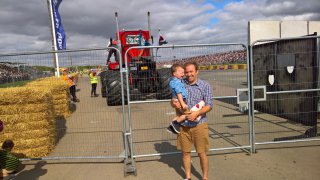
120, 68, 128, 73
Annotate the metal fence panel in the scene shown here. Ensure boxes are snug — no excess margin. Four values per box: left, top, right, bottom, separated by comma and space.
124, 44, 250, 160
0, 48, 125, 161
250, 36, 320, 148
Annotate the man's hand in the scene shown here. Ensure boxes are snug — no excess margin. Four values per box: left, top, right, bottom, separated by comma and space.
186, 111, 199, 121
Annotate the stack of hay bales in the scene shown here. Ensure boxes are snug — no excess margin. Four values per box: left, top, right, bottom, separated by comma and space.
0, 88, 56, 157
26, 77, 70, 119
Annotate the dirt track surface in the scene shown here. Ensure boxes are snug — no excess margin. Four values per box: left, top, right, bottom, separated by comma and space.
14, 70, 320, 179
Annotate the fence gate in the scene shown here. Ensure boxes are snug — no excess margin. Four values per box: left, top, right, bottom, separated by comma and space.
122, 43, 251, 173
249, 36, 320, 151
0, 48, 126, 163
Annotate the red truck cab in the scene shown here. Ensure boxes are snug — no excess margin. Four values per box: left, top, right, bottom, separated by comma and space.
108, 30, 151, 70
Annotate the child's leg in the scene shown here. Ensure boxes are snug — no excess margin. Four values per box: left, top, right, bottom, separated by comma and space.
175, 114, 186, 123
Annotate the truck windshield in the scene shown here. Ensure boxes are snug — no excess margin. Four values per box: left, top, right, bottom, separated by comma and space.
125, 35, 146, 45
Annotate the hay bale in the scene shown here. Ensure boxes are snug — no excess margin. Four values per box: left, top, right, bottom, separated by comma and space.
0, 88, 53, 105
0, 87, 56, 158
26, 77, 70, 118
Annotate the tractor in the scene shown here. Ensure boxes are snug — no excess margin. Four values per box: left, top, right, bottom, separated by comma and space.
100, 12, 171, 106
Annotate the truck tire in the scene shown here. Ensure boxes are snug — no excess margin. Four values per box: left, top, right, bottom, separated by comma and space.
156, 68, 172, 100
99, 71, 108, 97
106, 72, 126, 106
100, 70, 117, 97
106, 72, 145, 106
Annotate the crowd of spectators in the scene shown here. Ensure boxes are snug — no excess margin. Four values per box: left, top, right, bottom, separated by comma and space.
157, 50, 246, 67
0, 63, 42, 84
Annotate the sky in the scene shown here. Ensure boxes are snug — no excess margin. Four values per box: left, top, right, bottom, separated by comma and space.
0, 0, 319, 53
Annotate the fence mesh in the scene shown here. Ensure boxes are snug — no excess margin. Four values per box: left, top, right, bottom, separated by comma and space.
0, 49, 124, 161
125, 44, 249, 159
251, 37, 320, 145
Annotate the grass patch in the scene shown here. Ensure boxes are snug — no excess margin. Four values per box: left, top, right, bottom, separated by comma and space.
0, 80, 33, 88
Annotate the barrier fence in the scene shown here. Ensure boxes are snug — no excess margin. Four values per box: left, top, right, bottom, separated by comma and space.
123, 43, 250, 164
0, 37, 319, 176
249, 36, 320, 152
0, 48, 126, 162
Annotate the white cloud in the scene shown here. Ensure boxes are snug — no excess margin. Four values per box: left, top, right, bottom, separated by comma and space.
0, 0, 319, 52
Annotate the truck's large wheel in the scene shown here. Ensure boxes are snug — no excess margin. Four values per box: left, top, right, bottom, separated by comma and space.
106, 72, 146, 106
100, 71, 117, 97
106, 72, 127, 106
99, 71, 108, 97
156, 68, 172, 100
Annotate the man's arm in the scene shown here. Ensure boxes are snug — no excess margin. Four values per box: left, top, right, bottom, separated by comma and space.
186, 105, 211, 121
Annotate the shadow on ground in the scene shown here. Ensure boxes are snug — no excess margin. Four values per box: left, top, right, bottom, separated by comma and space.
15, 161, 47, 180
154, 142, 202, 179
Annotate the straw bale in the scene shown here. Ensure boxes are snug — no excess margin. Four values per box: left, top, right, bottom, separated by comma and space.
25, 77, 70, 118
0, 88, 52, 105
0, 133, 56, 158
52, 94, 69, 101
0, 113, 54, 124
3, 121, 54, 132
1, 128, 55, 140
0, 103, 52, 115
0, 87, 57, 158
13, 136, 55, 150
13, 145, 54, 158
53, 99, 68, 106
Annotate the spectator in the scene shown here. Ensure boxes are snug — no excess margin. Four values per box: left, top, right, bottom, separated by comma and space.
88, 69, 98, 97
61, 69, 80, 103
0, 140, 21, 180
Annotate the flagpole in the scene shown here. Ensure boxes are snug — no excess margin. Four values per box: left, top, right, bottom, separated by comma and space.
147, 12, 154, 58
47, 0, 60, 77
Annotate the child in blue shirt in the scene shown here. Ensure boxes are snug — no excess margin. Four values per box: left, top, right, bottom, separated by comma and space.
167, 64, 205, 134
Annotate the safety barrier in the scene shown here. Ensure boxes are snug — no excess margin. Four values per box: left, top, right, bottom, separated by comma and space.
199, 64, 247, 70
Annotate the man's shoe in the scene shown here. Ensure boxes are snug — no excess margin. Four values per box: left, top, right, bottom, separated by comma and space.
167, 125, 177, 134
171, 120, 180, 134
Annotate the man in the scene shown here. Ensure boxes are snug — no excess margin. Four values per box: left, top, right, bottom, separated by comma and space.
173, 61, 213, 180
61, 69, 79, 102
106, 38, 119, 64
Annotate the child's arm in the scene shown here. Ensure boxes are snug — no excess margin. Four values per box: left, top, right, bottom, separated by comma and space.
177, 93, 188, 110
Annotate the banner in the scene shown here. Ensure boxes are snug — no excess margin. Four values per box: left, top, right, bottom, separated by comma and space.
51, 0, 66, 50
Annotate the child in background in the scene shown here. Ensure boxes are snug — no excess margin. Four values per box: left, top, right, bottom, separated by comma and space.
0, 140, 21, 180
167, 64, 205, 134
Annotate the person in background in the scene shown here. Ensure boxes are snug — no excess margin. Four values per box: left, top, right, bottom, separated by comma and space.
0, 140, 21, 180
106, 38, 119, 64
88, 69, 98, 97
61, 68, 79, 102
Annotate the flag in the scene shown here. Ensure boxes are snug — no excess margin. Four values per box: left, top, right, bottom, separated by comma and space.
51, 0, 66, 50
153, 30, 168, 46
158, 33, 167, 45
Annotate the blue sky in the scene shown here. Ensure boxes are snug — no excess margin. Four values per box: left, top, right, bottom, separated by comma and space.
0, 0, 319, 52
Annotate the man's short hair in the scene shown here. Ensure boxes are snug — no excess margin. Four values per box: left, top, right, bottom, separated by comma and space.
171, 63, 183, 75
184, 61, 199, 71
